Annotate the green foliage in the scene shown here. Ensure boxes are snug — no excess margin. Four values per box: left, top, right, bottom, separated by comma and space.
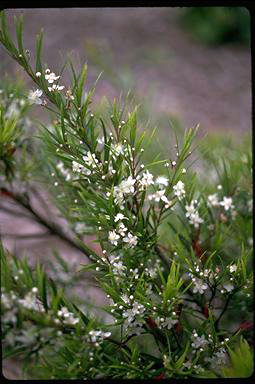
221, 337, 253, 378
179, 7, 250, 45
0, 10, 253, 380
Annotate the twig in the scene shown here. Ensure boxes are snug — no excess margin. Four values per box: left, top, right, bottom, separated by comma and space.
5, 191, 95, 260
214, 294, 232, 331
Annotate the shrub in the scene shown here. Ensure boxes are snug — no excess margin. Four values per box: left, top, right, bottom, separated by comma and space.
0, 11, 253, 379
179, 7, 250, 46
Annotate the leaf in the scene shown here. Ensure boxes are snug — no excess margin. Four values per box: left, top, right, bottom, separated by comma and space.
175, 341, 190, 370
221, 337, 253, 378
71, 303, 89, 326
77, 63, 87, 105
77, 263, 97, 272
14, 14, 24, 55
35, 29, 43, 72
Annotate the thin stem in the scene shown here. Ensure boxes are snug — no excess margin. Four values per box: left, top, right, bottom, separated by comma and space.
6, 191, 95, 260
214, 294, 233, 331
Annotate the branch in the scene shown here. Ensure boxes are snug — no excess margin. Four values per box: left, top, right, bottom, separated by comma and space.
214, 293, 233, 331
4, 190, 97, 260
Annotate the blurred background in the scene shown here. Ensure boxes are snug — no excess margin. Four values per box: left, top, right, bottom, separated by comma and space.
1, 7, 251, 137
0, 7, 252, 378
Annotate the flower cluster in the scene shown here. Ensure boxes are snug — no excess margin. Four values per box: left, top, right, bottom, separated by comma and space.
191, 277, 208, 294
156, 315, 178, 330
28, 89, 43, 105
122, 301, 146, 324
18, 287, 45, 312
185, 199, 204, 228
138, 170, 154, 189
173, 180, 186, 200
44, 68, 64, 92
148, 189, 171, 207
1, 290, 17, 310
191, 330, 210, 351
207, 191, 236, 221
88, 330, 111, 347
56, 161, 72, 181
56, 306, 79, 325
113, 176, 136, 207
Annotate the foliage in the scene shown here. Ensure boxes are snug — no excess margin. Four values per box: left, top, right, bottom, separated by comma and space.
220, 337, 253, 378
0, 10, 253, 380
179, 7, 250, 46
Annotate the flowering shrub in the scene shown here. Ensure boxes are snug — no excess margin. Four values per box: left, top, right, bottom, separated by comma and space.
0, 11, 253, 379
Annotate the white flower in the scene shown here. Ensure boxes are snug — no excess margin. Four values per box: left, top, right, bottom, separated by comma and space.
183, 361, 192, 369
48, 84, 65, 92
19, 291, 45, 312
209, 347, 228, 369
72, 160, 91, 175
147, 268, 157, 279
208, 193, 219, 207
65, 315, 79, 325
123, 308, 135, 323
160, 317, 178, 330
229, 264, 237, 273
222, 282, 234, 292
28, 89, 43, 105
123, 232, 138, 247
109, 254, 120, 264
123, 302, 145, 324
189, 212, 204, 228
1, 293, 13, 309
185, 201, 196, 218
155, 176, 168, 187
114, 213, 126, 222
131, 302, 145, 316
113, 176, 136, 206
191, 333, 209, 349
57, 306, 79, 325
65, 88, 74, 100
173, 181, 185, 200
98, 136, 105, 145
192, 278, 208, 294
185, 201, 203, 228
45, 72, 60, 83
72, 161, 83, 173
108, 230, 120, 246
148, 189, 166, 202
220, 196, 234, 211
56, 161, 71, 181
139, 170, 154, 189
111, 143, 124, 157
83, 152, 98, 168
88, 329, 110, 344
112, 261, 126, 276
118, 222, 128, 237
35, 71, 41, 77
119, 176, 136, 194
121, 294, 130, 304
